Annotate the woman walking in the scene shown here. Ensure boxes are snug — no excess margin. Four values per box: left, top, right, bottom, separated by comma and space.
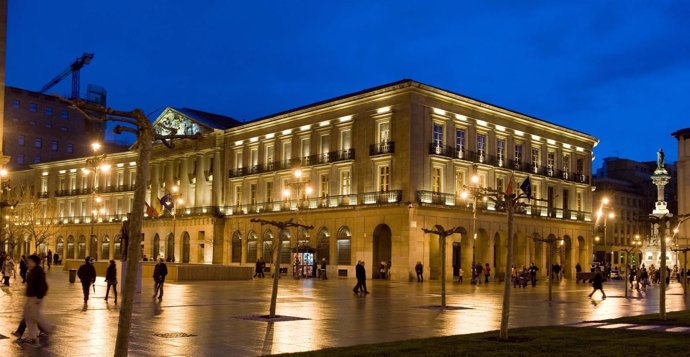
104, 260, 117, 303
588, 268, 607, 299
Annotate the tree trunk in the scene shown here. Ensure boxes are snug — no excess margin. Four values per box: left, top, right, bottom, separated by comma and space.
114, 125, 153, 357
499, 199, 514, 340
269, 229, 282, 318
441, 233, 447, 308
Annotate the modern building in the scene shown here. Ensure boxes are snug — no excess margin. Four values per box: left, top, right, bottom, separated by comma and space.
3, 80, 599, 281
2, 86, 107, 170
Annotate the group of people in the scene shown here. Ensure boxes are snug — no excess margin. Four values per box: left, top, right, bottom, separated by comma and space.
511, 263, 540, 288
471, 263, 492, 284
627, 263, 677, 290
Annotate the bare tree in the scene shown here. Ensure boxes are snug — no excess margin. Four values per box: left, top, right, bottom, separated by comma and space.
421, 224, 464, 308
65, 99, 201, 357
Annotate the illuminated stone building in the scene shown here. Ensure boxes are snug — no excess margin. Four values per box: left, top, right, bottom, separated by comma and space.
3, 80, 599, 281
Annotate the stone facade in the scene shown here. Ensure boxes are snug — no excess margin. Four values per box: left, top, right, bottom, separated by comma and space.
1, 80, 599, 281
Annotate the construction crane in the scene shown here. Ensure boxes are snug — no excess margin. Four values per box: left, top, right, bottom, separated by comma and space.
40, 52, 94, 99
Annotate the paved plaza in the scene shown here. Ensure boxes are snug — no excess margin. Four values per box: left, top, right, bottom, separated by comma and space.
1, 270, 689, 356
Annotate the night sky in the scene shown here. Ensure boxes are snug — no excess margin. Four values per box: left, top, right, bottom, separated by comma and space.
6, 1, 689, 169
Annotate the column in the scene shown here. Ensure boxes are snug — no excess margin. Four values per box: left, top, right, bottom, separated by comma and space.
150, 163, 160, 207
195, 154, 206, 207
212, 150, 222, 206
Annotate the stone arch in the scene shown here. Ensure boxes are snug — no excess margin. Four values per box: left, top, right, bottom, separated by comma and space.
336, 226, 352, 265
182, 232, 191, 263
373, 224, 392, 279
246, 230, 258, 263
315, 227, 330, 263
231, 230, 242, 263
114, 234, 122, 260
152, 233, 161, 259
101, 235, 110, 261
77, 235, 86, 259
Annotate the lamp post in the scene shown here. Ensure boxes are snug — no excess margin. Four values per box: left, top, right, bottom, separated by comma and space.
461, 174, 482, 284
596, 197, 615, 268
161, 185, 184, 262
532, 235, 563, 301
84, 142, 108, 260
282, 168, 313, 209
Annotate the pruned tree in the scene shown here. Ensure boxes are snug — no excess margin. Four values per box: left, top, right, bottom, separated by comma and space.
63, 98, 202, 357
12, 190, 63, 255
421, 224, 464, 308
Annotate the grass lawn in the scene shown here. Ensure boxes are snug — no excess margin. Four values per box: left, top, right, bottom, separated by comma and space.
601, 310, 690, 326
277, 326, 687, 357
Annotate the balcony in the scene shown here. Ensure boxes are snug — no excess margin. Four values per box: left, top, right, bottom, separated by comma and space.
428, 143, 453, 157
360, 190, 402, 205
370, 141, 394, 156
229, 149, 355, 179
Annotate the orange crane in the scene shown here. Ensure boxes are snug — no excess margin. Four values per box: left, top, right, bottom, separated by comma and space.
40, 52, 94, 99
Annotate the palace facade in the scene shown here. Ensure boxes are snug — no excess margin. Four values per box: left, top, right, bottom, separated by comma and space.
2, 80, 599, 281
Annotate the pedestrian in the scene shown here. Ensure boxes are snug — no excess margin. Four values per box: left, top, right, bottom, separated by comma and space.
320, 258, 328, 280
1, 252, 8, 286
18, 254, 54, 346
53, 252, 59, 266
77, 257, 97, 304
576, 262, 582, 274
20, 255, 28, 283
476, 263, 483, 284
415, 261, 424, 282
46, 249, 52, 270
484, 263, 491, 283
379, 261, 386, 279
629, 264, 637, 289
153, 257, 168, 300
386, 260, 392, 280
259, 258, 266, 278
458, 267, 463, 283
7, 256, 16, 280
528, 262, 539, 287
353, 261, 369, 294
588, 268, 607, 299
511, 265, 518, 288
254, 259, 262, 278
104, 260, 118, 303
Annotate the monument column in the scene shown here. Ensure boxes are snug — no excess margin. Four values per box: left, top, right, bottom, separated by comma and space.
651, 148, 672, 319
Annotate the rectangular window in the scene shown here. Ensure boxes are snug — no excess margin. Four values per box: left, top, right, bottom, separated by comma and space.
45, 107, 53, 116
577, 158, 584, 173
300, 138, 310, 159
514, 143, 523, 166
531, 147, 540, 172
51, 140, 58, 152
432, 123, 444, 147
266, 182, 273, 203
235, 152, 243, 170
432, 167, 442, 193
340, 129, 351, 151
250, 148, 258, 167
497, 139, 506, 166
320, 174, 329, 198
16, 155, 24, 165
563, 154, 571, 173
320, 134, 330, 155
455, 129, 466, 158
250, 184, 257, 205
61, 109, 69, 119
477, 134, 486, 162
265, 145, 274, 164
337, 239, 351, 265
67, 143, 73, 153
379, 165, 390, 192
577, 192, 583, 211
18, 135, 25, 146
34, 137, 42, 148
496, 177, 505, 194
29, 103, 38, 112
234, 186, 242, 207
455, 171, 465, 196
11, 99, 20, 109
117, 172, 124, 186
378, 122, 391, 143
547, 151, 555, 175
282, 142, 292, 162
341, 171, 351, 195
70, 176, 76, 191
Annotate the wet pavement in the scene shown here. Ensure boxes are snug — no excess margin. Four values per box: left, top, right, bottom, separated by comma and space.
1, 271, 689, 356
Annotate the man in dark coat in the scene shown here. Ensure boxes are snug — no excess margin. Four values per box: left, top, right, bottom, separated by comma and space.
20, 254, 54, 345
415, 261, 424, 282
588, 268, 607, 299
353, 260, 369, 294
153, 257, 168, 300
104, 260, 118, 303
77, 257, 97, 304
528, 263, 539, 287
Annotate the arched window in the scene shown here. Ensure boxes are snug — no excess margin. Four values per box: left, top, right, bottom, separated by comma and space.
67, 235, 75, 259
56, 236, 64, 261
298, 227, 310, 247
101, 236, 111, 260
231, 231, 242, 263
90, 234, 98, 260
337, 226, 352, 265
316, 228, 330, 262
166, 233, 175, 262
114, 235, 122, 260
262, 230, 273, 261
280, 230, 291, 264
152, 234, 160, 259
77, 235, 86, 259
247, 231, 257, 263
182, 232, 190, 263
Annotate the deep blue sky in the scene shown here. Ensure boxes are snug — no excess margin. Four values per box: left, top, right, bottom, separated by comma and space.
6, 1, 689, 169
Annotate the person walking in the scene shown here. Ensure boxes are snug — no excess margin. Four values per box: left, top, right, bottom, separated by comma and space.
53, 252, 59, 266
528, 262, 539, 287
104, 260, 118, 303
588, 268, 607, 299
320, 258, 328, 280
19, 255, 28, 283
46, 249, 52, 271
353, 261, 369, 294
483, 263, 491, 283
415, 261, 424, 283
576, 262, 582, 274
153, 257, 168, 300
19, 254, 54, 346
77, 257, 96, 304
254, 259, 262, 278
458, 267, 464, 284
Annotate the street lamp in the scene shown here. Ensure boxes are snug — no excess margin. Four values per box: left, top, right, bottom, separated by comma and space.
283, 168, 312, 210
596, 197, 615, 268
163, 184, 184, 262
84, 142, 108, 260
461, 173, 484, 284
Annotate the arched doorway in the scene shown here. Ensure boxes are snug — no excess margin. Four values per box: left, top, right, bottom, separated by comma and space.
90, 234, 98, 260
152, 234, 160, 260
182, 232, 190, 263
452, 229, 467, 277
336, 226, 351, 265
56, 236, 64, 262
114, 235, 122, 260
372, 224, 392, 279
262, 230, 274, 262
101, 236, 110, 260
577, 236, 587, 268
247, 231, 257, 263
316, 227, 330, 263
280, 230, 291, 264
166, 233, 175, 262
77, 235, 86, 259
231, 231, 241, 263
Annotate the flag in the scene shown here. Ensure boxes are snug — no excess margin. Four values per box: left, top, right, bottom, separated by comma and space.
160, 194, 174, 211
506, 174, 514, 195
145, 201, 159, 218
520, 176, 532, 200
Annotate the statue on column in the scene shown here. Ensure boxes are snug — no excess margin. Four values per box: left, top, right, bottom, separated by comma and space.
657, 148, 665, 171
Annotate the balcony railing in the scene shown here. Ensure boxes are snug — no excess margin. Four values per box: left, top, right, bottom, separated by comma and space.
370, 141, 395, 156
229, 149, 355, 179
